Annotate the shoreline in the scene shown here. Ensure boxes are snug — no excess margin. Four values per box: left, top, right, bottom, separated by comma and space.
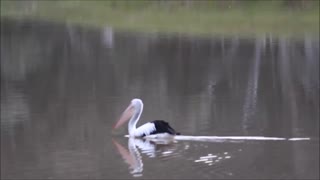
1, 1, 319, 38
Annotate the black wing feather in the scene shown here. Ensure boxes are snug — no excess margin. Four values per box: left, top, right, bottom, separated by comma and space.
150, 120, 180, 135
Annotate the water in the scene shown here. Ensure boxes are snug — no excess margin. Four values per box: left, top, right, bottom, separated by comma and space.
1, 18, 319, 179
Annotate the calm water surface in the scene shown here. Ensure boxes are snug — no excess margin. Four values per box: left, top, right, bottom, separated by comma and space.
1, 19, 319, 179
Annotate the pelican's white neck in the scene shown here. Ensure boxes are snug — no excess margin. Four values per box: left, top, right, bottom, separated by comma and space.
128, 99, 143, 136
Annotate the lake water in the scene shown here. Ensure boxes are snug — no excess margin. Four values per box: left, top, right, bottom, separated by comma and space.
1, 18, 319, 179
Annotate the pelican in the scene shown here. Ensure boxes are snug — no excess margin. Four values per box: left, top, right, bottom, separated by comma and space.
113, 99, 312, 142
113, 98, 180, 138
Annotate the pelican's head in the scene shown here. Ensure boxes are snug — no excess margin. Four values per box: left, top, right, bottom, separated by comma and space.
113, 98, 144, 130
131, 98, 143, 108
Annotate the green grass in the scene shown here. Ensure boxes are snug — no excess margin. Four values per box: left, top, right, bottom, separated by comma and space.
1, 0, 319, 37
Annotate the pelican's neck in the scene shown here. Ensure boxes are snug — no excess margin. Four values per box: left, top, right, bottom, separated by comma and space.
128, 102, 143, 136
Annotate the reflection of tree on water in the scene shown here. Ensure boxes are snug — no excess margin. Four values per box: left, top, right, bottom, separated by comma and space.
1, 85, 29, 133
242, 38, 262, 134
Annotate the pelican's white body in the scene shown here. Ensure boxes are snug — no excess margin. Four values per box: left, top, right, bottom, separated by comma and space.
133, 122, 156, 137
114, 99, 178, 138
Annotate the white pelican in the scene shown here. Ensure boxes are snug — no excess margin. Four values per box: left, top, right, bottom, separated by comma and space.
113, 98, 180, 138
113, 99, 312, 142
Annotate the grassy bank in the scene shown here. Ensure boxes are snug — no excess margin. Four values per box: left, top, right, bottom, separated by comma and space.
1, 0, 319, 37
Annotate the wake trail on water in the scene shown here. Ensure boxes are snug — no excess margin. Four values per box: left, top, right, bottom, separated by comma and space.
125, 134, 312, 142
173, 135, 311, 142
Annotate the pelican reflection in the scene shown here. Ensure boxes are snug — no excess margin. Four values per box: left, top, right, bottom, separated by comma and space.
112, 138, 177, 177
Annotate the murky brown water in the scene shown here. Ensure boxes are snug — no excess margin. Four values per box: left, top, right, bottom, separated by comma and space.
1, 18, 319, 179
